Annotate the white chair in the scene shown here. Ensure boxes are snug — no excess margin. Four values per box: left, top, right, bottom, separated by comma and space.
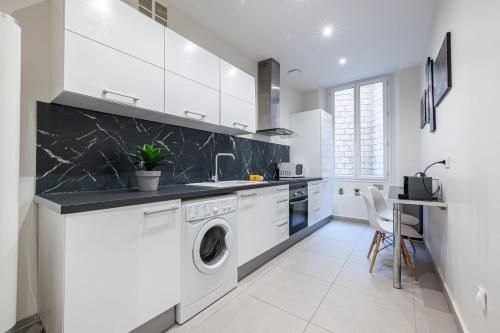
369, 186, 419, 252
360, 191, 422, 279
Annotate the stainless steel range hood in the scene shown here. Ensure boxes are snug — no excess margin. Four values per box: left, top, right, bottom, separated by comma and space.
256, 58, 298, 137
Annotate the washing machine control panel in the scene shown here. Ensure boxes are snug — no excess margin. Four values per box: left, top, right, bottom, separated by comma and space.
184, 198, 237, 222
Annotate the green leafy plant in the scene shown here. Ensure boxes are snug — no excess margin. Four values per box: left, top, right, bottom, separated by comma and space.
132, 144, 167, 171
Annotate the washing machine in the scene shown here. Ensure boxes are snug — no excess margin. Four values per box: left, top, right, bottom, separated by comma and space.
176, 194, 238, 324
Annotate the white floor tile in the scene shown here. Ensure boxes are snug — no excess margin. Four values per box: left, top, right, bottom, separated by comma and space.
416, 310, 459, 333
413, 272, 454, 321
301, 237, 355, 261
189, 293, 308, 333
314, 221, 366, 243
312, 285, 415, 333
278, 249, 345, 282
335, 261, 415, 306
304, 323, 334, 333
245, 266, 330, 320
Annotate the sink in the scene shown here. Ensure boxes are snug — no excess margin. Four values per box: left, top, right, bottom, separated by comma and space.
187, 180, 268, 188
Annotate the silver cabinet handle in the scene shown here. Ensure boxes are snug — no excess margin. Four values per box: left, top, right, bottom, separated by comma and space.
185, 110, 207, 120
314, 208, 321, 212
233, 122, 248, 129
276, 220, 288, 227
276, 188, 288, 192
277, 199, 288, 203
240, 193, 257, 198
102, 89, 139, 103
144, 206, 179, 216
313, 191, 320, 194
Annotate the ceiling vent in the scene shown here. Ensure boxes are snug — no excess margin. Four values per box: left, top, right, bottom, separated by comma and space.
123, 0, 168, 27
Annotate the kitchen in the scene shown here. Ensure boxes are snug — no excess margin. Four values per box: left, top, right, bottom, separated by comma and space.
2, 0, 497, 332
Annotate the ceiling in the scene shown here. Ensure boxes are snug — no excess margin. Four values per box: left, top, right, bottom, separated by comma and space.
167, 0, 436, 91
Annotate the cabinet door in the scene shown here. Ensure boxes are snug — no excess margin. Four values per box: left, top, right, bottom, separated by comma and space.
165, 28, 219, 90
220, 93, 256, 133
237, 190, 269, 266
320, 180, 333, 220
308, 182, 322, 226
64, 200, 181, 333
64, 31, 164, 113
65, 0, 164, 68
165, 70, 219, 125
273, 218, 290, 247
220, 59, 256, 104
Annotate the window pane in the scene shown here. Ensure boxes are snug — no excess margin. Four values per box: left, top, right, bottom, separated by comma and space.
334, 88, 355, 176
359, 82, 384, 177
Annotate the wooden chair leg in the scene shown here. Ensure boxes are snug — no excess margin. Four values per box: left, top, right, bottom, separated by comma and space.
369, 233, 382, 273
409, 239, 417, 253
367, 231, 378, 259
401, 239, 417, 280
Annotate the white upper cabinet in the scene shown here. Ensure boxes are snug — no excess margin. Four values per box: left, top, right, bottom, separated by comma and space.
165, 28, 220, 90
220, 93, 256, 133
64, 0, 165, 68
165, 70, 219, 125
220, 59, 256, 104
62, 31, 164, 113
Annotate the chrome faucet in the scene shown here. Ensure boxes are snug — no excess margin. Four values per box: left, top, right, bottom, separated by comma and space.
211, 153, 235, 182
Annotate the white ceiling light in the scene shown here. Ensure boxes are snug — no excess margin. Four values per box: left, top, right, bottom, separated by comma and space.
322, 25, 334, 38
339, 57, 347, 65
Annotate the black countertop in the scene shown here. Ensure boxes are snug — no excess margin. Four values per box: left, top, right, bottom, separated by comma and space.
35, 178, 323, 214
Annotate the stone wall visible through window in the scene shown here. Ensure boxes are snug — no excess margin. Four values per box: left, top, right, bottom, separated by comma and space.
334, 88, 355, 176
332, 78, 386, 179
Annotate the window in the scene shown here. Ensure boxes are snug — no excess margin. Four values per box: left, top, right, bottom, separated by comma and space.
332, 77, 388, 179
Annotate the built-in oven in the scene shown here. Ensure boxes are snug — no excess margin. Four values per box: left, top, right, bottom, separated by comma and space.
289, 183, 308, 236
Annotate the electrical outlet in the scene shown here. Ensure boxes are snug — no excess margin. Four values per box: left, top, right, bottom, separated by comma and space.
445, 157, 451, 169
475, 286, 488, 313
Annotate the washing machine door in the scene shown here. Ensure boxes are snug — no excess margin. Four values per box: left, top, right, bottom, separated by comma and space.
193, 217, 233, 275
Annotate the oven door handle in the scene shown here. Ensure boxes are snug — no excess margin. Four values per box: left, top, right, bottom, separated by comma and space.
290, 198, 308, 205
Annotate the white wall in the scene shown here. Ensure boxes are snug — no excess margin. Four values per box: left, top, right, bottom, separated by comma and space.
420, 0, 500, 332
7, 0, 303, 322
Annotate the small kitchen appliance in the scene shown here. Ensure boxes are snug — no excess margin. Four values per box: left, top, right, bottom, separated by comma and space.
279, 162, 305, 179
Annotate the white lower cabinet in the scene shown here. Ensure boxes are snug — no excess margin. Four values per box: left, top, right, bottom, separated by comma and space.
38, 200, 181, 333
165, 70, 220, 125
237, 186, 289, 266
308, 180, 333, 226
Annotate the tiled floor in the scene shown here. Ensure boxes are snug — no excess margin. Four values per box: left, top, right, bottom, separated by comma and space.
167, 220, 459, 333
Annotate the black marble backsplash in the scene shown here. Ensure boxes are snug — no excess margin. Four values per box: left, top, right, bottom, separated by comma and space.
36, 102, 289, 194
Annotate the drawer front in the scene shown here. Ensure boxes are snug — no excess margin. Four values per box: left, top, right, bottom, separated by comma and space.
273, 218, 290, 246
65, 0, 164, 68
165, 70, 219, 125
220, 59, 255, 104
220, 93, 256, 133
64, 31, 164, 112
165, 28, 220, 90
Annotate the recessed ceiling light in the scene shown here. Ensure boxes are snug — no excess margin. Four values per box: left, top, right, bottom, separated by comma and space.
322, 25, 334, 38
339, 57, 347, 65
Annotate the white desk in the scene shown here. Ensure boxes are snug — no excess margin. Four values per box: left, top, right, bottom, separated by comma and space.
388, 186, 447, 289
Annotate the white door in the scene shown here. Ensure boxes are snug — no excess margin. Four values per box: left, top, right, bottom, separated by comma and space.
220, 93, 256, 133
220, 59, 255, 104
64, 201, 181, 333
193, 218, 234, 275
64, 31, 164, 113
165, 70, 219, 125
65, 0, 164, 68
165, 28, 220, 90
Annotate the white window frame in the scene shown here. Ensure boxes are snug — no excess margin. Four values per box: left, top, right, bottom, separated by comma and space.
331, 75, 390, 181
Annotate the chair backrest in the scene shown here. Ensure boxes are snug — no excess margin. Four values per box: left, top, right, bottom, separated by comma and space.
359, 191, 385, 233
369, 186, 391, 217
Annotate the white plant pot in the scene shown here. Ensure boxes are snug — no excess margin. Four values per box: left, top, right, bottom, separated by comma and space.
135, 170, 161, 192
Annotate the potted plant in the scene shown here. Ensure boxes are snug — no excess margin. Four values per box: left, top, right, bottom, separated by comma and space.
132, 144, 167, 192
